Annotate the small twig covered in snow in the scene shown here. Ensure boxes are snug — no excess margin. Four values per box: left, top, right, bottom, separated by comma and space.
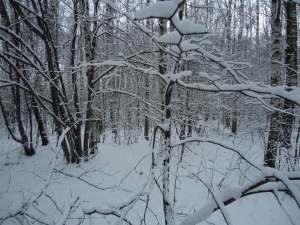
56, 195, 80, 225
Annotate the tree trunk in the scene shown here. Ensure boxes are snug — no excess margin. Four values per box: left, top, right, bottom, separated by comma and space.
162, 82, 174, 225
81, 0, 101, 161
32, 97, 49, 146
13, 13, 35, 156
158, 9, 167, 114
144, 75, 150, 141
231, 95, 238, 135
224, 0, 232, 131
15, 76, 35, 155
82, 0, 102, 158
90, 109, 102, 154
281, 1, 297, 150
0, 1, 16, 140
144, 3, 151, 141
265, 0, 282, 168
157, 2, 173, 222
70, 0, 82, 158
256, 0, 261, 78
225, 0, 232, 55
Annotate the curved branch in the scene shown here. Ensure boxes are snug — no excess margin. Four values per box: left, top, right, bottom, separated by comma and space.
176, 79, 300, 107
180, 170, 300, 225
188, 170, 233, 225
172, 136, 261, 170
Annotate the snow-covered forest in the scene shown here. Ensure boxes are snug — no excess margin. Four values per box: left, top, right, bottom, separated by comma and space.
0, 0, 300, 224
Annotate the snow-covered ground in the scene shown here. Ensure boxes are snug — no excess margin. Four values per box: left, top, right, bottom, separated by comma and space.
0, 132, 299, 225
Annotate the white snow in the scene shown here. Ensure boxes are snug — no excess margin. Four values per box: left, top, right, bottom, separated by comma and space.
0, 132, 299, 225
167, 71, 192, 82
176, 79, 300, 106
172, 17, 210, 35
179, 40, 199, 52
135, 2, 178, 20
158, 31, 182, 45
170, 45, 181, 54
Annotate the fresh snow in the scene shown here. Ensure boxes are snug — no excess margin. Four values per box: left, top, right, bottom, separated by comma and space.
1, 132, 299, 225
135, 1, 209, 35
167, 71, 193, 82
172, 17, 210, 35
158, 31, 182, 45
179, 41, 199, 52
135, 2, 178, 20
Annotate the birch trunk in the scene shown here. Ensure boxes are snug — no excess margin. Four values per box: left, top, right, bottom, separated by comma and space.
282, 1, 297, 150
162, 82, 174, 225
157, 1, 173, 223
81, 0, 97, 161
265, 0, 282, 168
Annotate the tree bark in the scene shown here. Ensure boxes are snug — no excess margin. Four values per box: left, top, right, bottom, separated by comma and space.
144, 74, 150, 141
70, 0, 82, 158
144, 0, 151, 141
265, 0, 282, 168
32, 97, 49, 146
281, 1, 297, 150
81, 0, 94, 161
256, 0, 261, 78
13, 12, 35, 155
162, 81, 174, 225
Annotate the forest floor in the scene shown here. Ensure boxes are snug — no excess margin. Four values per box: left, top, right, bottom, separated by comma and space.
0, 131, 299, 225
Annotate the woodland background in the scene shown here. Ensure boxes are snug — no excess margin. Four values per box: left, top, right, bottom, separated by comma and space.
0, 0, 300, 224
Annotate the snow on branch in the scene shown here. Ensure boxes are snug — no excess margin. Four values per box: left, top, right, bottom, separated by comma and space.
158, 31, 182, 45
171, 16, 210, 35
166, 71, 193, 82
56, 195, 80, 225
102, 0, 150, 34
81, 169, 156, 225
179, 169, 300, 225
188, 3, 228, 10
92, 89, 164, 115
92, 49, 152, 84
135, 1, 179, 19
176, 79, 300, 107
261, 168, 300, 209
272, 190, 298, 225
183, 169, 234, 225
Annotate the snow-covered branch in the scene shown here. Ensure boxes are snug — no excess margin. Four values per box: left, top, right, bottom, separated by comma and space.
56, 195, 80, 225
176, 79, 300, 107
180, 168, 300, 225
